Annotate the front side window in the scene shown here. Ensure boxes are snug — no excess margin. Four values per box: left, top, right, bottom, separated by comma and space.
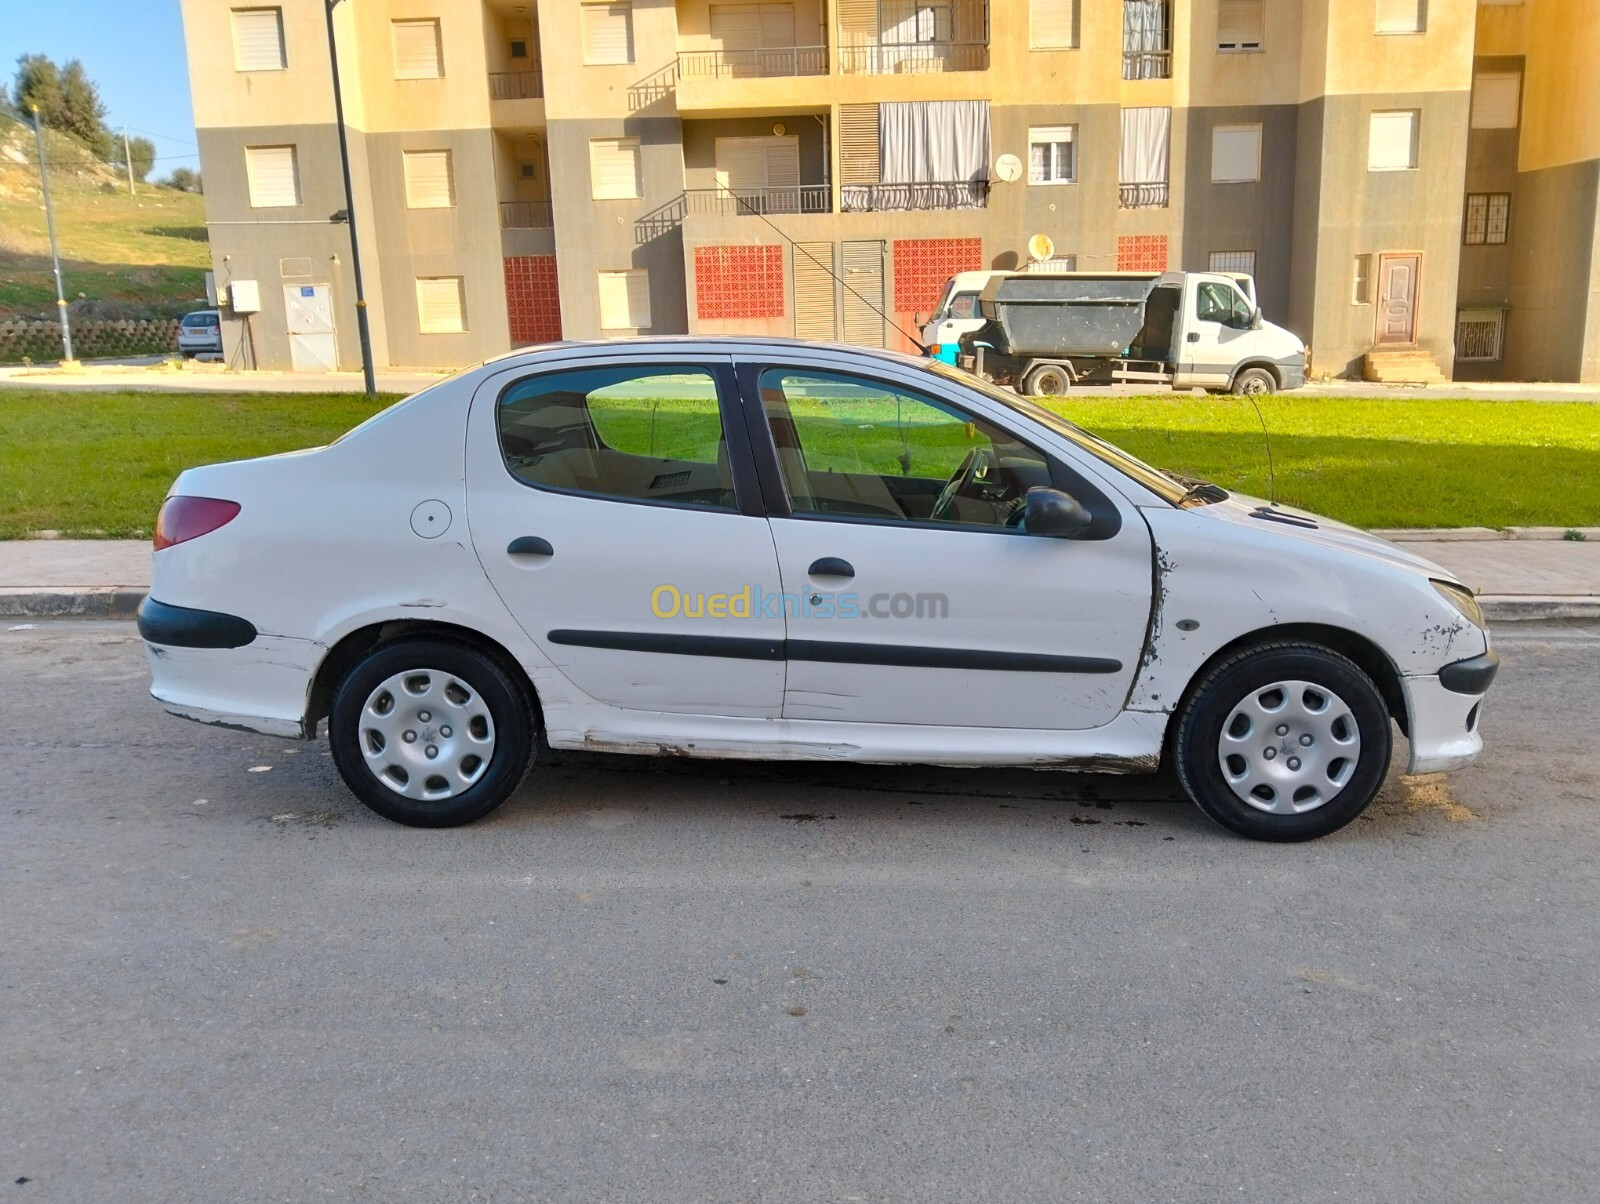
1196, 282, 1253, 328
758, 369, 1053, 530
948, 292, 978, 319
499, 366, 734, 511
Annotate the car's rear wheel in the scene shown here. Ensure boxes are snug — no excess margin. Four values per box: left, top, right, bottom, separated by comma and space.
1023, 364, 1071, 397
1172, 643, 1391, 841
329, 639, 534, 827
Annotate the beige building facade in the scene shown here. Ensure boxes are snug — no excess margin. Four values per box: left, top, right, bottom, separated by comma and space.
181, 0, 1600, 382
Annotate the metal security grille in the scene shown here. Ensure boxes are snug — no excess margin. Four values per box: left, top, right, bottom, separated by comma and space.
1456, 310, 1505, 362
1464, 193, 1510, 245
1209, 250, 1256, 275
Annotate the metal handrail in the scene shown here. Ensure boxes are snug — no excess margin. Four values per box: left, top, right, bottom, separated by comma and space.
1117, 181, 1169, 209
684, 185, 832, 216
677, 46, 829, 79
489, 71, 543, 100
837, 41, 988, 74
500, 200, 553, 229
1121, 49, 1172, 79
839, 180, 990, 212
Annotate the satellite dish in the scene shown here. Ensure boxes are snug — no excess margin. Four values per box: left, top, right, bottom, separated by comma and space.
1027, 233, 1055, 263
993, 153, 1023, 183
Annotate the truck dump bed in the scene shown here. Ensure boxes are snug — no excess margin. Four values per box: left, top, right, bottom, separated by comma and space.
975, 274, 1156, 358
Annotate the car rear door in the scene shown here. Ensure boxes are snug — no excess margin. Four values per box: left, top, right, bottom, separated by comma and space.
466, 351, 787, 718
735, 352, 1154, 731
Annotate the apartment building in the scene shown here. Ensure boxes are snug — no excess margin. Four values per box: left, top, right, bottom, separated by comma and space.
180, 0, 1600, 383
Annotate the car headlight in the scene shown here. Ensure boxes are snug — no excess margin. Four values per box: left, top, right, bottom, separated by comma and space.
1431, 579, 1484, 628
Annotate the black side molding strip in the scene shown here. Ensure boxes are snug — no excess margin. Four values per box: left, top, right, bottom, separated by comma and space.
137, 597, 257, 649
547, 630, 1121, 675
547, 629, 784, 661
1438, 649, 1500, 695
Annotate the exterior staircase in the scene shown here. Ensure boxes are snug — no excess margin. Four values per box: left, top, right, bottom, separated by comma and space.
1362, 346, 1448, 384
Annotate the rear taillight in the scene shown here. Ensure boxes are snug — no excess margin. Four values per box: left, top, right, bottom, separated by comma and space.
154, 496, 241, 550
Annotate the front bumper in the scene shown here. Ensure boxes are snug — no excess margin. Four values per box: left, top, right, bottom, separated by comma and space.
1402, 666, 1492, 774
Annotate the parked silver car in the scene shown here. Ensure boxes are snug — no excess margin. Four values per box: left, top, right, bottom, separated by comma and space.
177, 309, 222, 359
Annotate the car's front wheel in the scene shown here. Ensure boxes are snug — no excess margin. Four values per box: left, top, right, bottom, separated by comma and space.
1172, 643, 1392, 841
329, 639, 535, 827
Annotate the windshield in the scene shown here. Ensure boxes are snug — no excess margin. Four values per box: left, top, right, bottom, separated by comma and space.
929, 279, 957, 321
922, 359, 1189, 506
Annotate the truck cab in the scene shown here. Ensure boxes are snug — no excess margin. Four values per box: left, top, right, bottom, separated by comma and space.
922, 271, 1007, 363
1145, 271, 1305, 393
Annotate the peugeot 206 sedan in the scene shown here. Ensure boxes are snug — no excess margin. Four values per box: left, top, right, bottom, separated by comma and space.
139, 339, 1496, 841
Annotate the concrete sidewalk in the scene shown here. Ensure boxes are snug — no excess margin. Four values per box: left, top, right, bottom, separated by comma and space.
2, 531, 1597, 623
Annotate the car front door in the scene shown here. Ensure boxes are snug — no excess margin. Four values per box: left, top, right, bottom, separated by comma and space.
466, 353, 786, 718
738, 356, 1154, 731
1178, 276, 1254, 389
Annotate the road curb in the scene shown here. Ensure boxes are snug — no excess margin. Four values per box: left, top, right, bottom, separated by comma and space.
0, 588, 145, 619
1479, 595, 1600, 623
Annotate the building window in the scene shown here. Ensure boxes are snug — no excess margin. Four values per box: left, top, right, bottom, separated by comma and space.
392, 19, 443, 79
1457, 309, 1505, 361
1123, 0, 1172, 79
1375, 0, 1426, 34
1368, 110, 1419, 171
589, 137, 642, 199
1030, 0, 1079, 49
582, 2, 634, 64
1352, 254, 1372, 304
1217, 0, 1262, 51
1028, 126, 1077, 184
518, 160, 537, 181
1471, 72, 1522, 129
1464, 193, 1511, 245
1210, 250, 1256, 276
245, 145, 300, 207
510, 39, 529, 58
1211, 124, 1262, 183
231, 8, 286, 71
598, 270, 651, 330
416, 276, 467, 333
1119, 107, 1170, 207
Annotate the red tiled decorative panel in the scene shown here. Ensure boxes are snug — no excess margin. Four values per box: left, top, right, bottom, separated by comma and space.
892, 238, 983, 312
1117, 235, 1168, 272
504, 256, 562, 344
695, 245, 785, 321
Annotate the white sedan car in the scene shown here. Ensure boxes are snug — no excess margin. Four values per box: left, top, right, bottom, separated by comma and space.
139, 339, 1496, 840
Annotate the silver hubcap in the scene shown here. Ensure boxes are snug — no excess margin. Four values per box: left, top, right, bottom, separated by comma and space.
359, 669, 495, 801
1241, 376, 1269, 394
1217, 679, 1361, 814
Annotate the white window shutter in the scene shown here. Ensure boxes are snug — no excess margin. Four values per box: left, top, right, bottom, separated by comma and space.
1211, 125, 1262, 182
760, 4, 796, 47
715, 137, 766, 195
1030, 0, 1078, 49
1368, 110, 1419, 170
838, 104, 880, 184
403, 150, 454, 208
589, 138, 642, 199
583, 3, 635, 64
1375, 0, 1425, 33
598, 270, 650, 329
245, 145, 299, 207
1471, 72, 1521, 129
416, 277, 466, 333
392, 19, 442, 79
1217, 0, 1262, 50
232, 9, 286, 71
710, 5, 762, 50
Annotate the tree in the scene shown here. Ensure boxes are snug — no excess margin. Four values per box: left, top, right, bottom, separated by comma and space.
12, 54, 111, 158
111, 135, 157, 183
13, 55, 67, 129
162, 167, 202, 194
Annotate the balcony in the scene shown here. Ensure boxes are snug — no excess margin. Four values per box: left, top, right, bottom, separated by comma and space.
489, 71, 543, 100
677, 47, 828, 80
686, 185, 832, 217
500, 200, 553, 229
1118, 181, 1169, 209
838, 41, 988, 74
1122, 0, 1172, 80
840, 180, 989, 212
488, 70, 545, 128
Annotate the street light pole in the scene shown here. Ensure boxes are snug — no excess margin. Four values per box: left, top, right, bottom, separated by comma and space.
324, 0, 378, 398
4, 106, 75, 362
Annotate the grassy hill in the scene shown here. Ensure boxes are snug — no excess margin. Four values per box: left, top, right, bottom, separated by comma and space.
0, 122, 210, 321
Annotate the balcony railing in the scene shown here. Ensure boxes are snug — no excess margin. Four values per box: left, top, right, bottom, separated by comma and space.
1121, 49, 1171, 79
685, 185, 832, 217
837, 41, 988, 74
840, 180, 989, 212
489, 71, 544, 100
1117, 181, 1169, 210
677, 46, 828, 79
500, 200, 553, 229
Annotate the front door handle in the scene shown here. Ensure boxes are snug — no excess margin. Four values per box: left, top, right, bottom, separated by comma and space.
808, 557, 855, 580
1186, 331, 1201, 343
507, 536, 554, 557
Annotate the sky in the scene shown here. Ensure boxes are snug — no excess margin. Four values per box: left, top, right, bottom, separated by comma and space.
0, 0, 199, 172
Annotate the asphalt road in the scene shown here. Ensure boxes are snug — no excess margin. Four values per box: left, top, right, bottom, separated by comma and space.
4, 620, 1598, 1202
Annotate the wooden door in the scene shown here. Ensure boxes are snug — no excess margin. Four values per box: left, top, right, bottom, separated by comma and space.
1377, 253, 1420, 345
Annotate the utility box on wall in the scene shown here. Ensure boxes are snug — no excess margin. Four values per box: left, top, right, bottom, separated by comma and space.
229, 280, 261, 314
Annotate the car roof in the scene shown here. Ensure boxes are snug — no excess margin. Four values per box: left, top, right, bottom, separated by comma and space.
478, 336, 930, 373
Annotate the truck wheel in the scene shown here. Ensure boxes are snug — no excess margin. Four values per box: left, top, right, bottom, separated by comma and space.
1231, 367, 1276, 395
1023, 365, 1070, 397
1172, 643, 1391, 842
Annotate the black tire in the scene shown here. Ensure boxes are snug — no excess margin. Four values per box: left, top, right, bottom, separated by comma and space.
1023, 364, 1071, 397
329, 638, 535, 827
1172, 643, 1392, 842
1231, 366, 1276, 395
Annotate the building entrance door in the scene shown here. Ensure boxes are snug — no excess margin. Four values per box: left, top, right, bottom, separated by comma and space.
1376, 254, 1420, 345
284, 284, 338, 372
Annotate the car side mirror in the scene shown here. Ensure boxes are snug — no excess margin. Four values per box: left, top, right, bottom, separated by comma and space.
1250, 308, 1263, 330
914, 312, 929, 327
1023, 487, 1093, 539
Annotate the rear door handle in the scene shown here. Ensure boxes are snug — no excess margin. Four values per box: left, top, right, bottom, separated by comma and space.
808, 557, 855, 580
507, 536, 554, 557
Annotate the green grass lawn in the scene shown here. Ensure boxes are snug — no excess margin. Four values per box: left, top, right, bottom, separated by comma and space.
1, 388, 1597, 538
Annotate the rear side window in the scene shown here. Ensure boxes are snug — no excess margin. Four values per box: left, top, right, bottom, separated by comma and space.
497, 365, 735, 510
